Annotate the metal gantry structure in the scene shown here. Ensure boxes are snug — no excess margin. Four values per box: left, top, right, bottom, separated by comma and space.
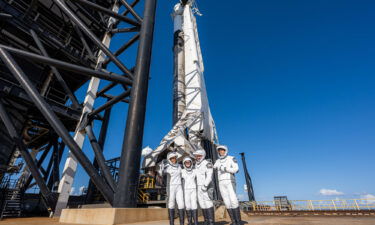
0, 0, 156, 216
240, 152, 255, 202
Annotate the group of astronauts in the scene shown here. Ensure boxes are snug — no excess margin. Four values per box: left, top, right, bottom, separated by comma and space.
158, 145, 242, 225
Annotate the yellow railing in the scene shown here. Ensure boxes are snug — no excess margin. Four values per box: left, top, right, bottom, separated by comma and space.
139, 177, 155, 189
243, 199, 375, 211
137, 189, 150, 203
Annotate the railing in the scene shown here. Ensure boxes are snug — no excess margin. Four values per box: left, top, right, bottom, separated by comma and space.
243, 199, 375, 211
137, 189, 150, 203
140, 177, 155, 189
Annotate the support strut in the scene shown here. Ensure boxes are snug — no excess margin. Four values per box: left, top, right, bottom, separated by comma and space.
0, 100, 56, 211
114, 0, 157, 207
0, 48, 114, 204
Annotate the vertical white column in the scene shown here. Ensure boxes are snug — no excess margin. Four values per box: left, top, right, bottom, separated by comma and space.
53, 3, 119, 217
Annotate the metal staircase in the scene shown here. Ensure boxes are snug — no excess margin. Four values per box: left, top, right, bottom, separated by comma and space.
1, 188, 22, 219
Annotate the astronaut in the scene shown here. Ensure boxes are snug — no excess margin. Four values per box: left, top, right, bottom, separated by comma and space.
181, 157, 198, 225
193, 149, 215, 225
213, 145, 241, 225
158, 152, 185, 225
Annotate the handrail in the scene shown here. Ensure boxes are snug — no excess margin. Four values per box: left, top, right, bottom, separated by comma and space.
242, 198, 375, 211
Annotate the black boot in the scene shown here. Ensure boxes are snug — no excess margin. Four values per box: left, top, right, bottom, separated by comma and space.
179, 209, 185, 225
186, 210, 192, 225
207, 207, 215, 225
169, 209, 175, 225
192, 209, 198, 225
202, 209, 208, 225
227, 208, 235, 225
233, 207, 242, 225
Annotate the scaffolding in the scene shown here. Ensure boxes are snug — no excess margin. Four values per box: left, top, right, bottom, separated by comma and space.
0, 0, 157, 217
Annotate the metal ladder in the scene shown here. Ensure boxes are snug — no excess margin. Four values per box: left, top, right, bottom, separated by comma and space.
1, 189, 22, 219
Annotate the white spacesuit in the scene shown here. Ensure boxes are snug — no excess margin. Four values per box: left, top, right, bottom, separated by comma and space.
158, 152, 185, 225
214, 145, 241, 225
193, 149, 215, 225
181, 157, 198, 225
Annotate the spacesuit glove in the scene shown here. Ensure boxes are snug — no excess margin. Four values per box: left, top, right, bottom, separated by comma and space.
157, 162, 164, 175
201, 185, 208, 192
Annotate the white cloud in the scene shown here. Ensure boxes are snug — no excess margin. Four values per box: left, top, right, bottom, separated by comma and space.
361, 194, 375, 204
70, 187, 75, 195
319, 188, 344, 196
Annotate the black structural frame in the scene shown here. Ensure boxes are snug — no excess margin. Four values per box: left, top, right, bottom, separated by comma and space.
240, 152, 255, 202
0, 0, 157, 211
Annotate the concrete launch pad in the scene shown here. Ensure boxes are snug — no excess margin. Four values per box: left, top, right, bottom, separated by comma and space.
2, 216, 375, 225
59, 208, 167, 224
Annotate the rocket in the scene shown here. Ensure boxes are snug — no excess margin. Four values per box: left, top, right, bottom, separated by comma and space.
143, 0, 218, 168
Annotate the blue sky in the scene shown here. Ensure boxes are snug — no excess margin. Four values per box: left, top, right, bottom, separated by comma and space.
65, 0, 375, 201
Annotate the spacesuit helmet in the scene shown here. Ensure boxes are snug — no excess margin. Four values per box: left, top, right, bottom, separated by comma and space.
167, 151, 178, 166
183, 157, 193, 171
216, 145, 228, 159
193, 149, 206, 164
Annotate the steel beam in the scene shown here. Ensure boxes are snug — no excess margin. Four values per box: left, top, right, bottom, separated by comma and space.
85, 125, 116, 191
85, 106, 111, 203
240, 152, 255, 202
119, 0, 142, 23
22, 142, 53, 192
0, 48, 114, 205
72, 0, 140, 26
54, 1, 121, 216
0, 45, 132, 85
103, 34, 140, 66
0, 100, 56, 210
89, 89, 131, 117
52, 0, 134, 77
113, 0, 156, 207
30, 29, 80, 109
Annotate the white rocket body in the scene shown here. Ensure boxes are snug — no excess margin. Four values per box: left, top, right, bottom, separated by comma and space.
143, 1, 218, 168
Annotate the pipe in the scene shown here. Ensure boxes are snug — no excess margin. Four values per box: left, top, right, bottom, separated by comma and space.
86, 125, 116, 191
113, 0, 157, 207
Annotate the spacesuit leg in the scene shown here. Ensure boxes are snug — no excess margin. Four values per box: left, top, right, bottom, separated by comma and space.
219, 180, 231, 208
227, 181, 239, 208
167, 185, 177, 225
185, 189, 191, 210
190, 188, 197, 225
191, 188, 197, 210
168, 185, 177, 209
175, 185, 185, 225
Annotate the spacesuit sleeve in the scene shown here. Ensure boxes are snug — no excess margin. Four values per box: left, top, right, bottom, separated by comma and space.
226, 157, 239, 174
157, 163, 169, 176
204, 162, 213, 187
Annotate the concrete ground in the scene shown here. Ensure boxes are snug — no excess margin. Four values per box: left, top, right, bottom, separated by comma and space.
1, 217, 375, 225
